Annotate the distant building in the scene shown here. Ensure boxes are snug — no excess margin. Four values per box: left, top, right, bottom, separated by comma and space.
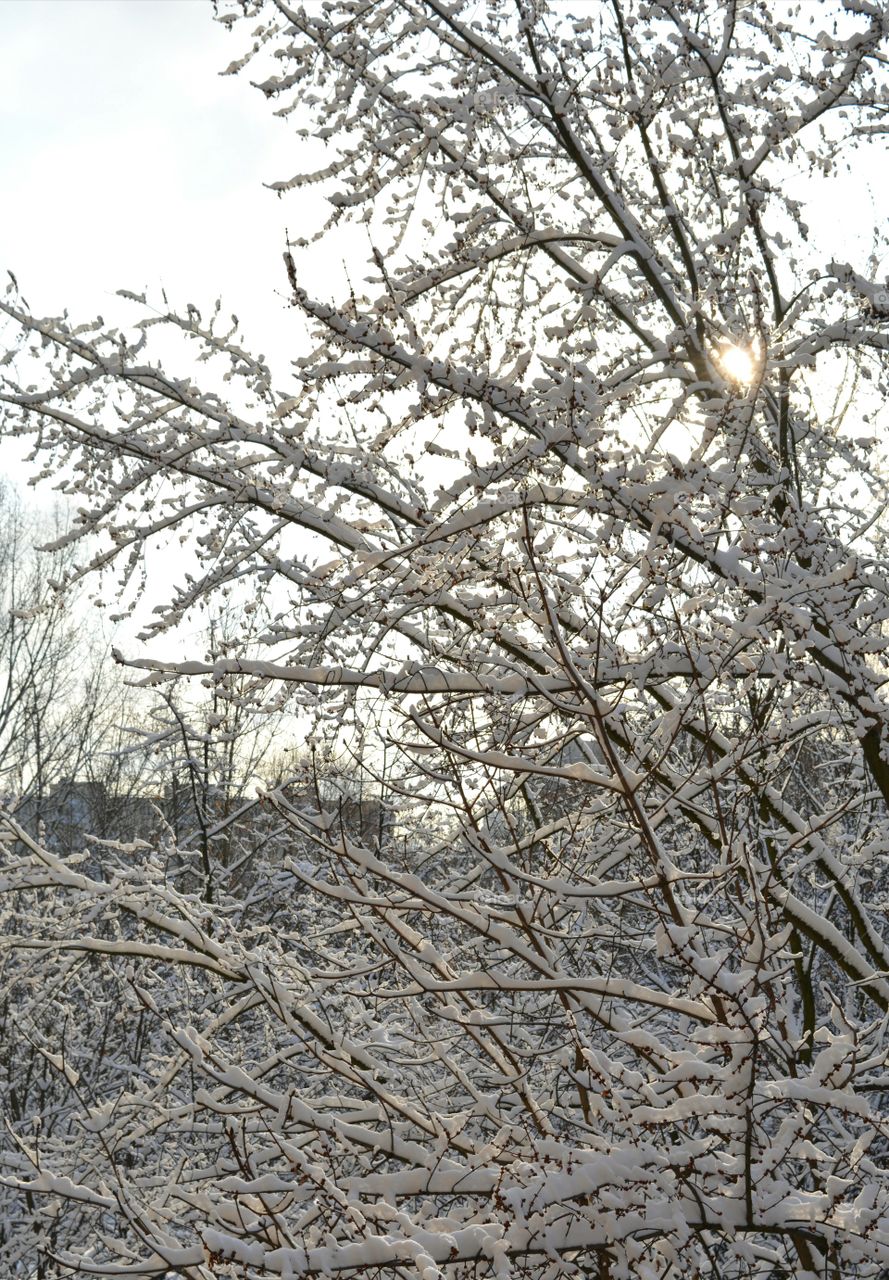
8, 778, 390, 881
11, 779, 166, 850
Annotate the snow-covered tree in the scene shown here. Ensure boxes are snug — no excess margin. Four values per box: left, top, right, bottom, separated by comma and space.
0, 483, 151, 834
3, 2, 889, 1276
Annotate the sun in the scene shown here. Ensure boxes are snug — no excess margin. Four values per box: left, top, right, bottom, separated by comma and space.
718, 342, 758, 386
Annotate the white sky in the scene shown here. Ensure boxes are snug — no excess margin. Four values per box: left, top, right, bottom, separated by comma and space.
1, 0, 886, 650
0, 0, 336, 651
2, 0, 881, 416
0, 0, 300, 342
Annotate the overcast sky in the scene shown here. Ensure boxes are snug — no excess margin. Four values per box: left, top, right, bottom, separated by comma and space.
0, 0, 299, 327
3, 0, 883, 449
0, 0, 328, 649
1, 0, 885, 646
2, 1, 881, 376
